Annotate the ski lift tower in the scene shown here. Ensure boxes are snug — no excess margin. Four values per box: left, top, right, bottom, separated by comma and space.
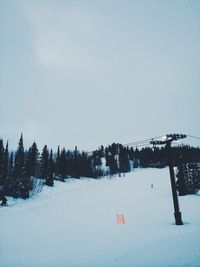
150, 134, 186, 225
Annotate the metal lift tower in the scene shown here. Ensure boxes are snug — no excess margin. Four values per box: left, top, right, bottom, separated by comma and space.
151, 134, 186, 225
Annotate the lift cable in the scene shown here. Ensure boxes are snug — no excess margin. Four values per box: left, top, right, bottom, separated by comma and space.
185, 134, 200, 141
88, 133, 200, 154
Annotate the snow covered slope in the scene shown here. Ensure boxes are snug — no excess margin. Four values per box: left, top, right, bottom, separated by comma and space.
0, 168, 200, 267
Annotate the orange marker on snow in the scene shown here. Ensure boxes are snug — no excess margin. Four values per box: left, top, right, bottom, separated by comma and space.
117, 214, 125, 224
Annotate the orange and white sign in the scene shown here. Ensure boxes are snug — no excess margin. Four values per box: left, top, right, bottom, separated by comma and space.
117, 214, 125, 224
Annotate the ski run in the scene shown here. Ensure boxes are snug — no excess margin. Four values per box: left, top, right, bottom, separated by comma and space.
0, 168, 200, 267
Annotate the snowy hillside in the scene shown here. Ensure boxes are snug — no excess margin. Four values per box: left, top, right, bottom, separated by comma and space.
0, 168, 200, 267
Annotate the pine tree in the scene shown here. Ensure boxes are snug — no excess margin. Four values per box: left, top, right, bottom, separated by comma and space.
40, 145, 49, 180
73, 146, 80, 178
0, 139, 5, 191
59, 148, 67, 180
176, 163, 187, 196
107, 154, 118, 176
25, 142, 39, 178
46, 149, 54, 186
65, 150, 74, 177
3, 142, 9, 194
55, 145, 60, 178
6, 152, 14, 196
193, 164, 200, 191
119, 146, 130, 174
187, 163, 199, 194
91, 150, 102, 177
13, 134, 30, 198
176, 163, 200, 195
79, 152, 93, 177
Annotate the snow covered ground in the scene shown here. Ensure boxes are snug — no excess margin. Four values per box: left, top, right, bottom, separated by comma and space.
0, 168, 200, 267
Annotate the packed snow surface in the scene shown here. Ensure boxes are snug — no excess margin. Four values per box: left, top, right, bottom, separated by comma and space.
0, 168, 200, 267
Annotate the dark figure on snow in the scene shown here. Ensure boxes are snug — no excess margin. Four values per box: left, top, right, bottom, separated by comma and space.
0, 192, 7, 206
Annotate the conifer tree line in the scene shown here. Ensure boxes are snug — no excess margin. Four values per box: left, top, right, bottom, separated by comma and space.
0, 135, 200, 200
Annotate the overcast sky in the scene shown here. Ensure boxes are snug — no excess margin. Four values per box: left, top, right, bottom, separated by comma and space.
0, 0, 200, 151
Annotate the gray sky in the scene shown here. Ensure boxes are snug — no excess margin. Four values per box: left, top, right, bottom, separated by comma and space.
0, 0, 200, 151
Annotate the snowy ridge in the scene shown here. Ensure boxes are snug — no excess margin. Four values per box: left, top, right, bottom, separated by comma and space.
0, 168, 200, 267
